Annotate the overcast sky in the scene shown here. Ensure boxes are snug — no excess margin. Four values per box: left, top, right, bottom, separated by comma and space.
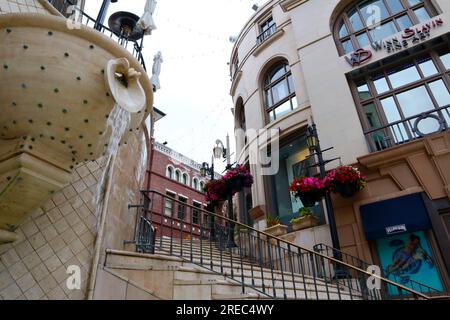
84, 0, 268, 172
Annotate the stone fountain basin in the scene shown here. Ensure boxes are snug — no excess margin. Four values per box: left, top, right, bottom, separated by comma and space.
0, 13, 153, 169
0, 13, 153, 239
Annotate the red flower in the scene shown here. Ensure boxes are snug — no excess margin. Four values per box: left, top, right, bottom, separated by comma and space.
289, 176, 326, 198
325, 166, 366, 192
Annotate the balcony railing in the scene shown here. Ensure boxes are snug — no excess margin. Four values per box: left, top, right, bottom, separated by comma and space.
125, 190, 432, 300
47, 0, 146, 70
257, 23, 277, 45
313, 243, 444, 298
365, 105, 450, 153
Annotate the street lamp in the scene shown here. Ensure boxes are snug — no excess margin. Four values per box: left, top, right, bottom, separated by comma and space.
96, 0, 119, 31
214, 135, 237, 248
200, 157, 216, 241
307, 123, 348, 279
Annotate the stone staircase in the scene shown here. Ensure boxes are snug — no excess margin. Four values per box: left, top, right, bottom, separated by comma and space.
105, 237, 364, 300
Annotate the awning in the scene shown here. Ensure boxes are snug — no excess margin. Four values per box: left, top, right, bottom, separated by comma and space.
360, 193, 432, 240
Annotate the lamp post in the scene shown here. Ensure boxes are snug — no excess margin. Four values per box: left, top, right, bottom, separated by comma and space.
214, 135, 237, 248
95, 0, 118, 30
200, 157, 216, 241
306, 124, 348, 279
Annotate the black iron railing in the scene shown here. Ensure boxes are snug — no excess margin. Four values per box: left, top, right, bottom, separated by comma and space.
314, 243, 443, 298
127, 190, 431, 300
364, 105, 450, 153
257, 23, 277, 45
47, 0, 146, 70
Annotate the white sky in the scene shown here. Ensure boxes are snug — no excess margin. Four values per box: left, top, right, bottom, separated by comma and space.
84, 0, 268, 173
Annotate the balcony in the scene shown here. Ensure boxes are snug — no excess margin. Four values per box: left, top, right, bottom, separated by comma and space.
364, 105, 450, 153
256, 23, 277, 45
48, 0, 146, 70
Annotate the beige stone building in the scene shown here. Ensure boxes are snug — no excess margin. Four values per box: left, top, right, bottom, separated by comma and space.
230, 0, 450, 295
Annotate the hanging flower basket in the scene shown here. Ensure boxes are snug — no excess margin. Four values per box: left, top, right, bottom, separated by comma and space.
299, 192, 323, 207
324, 166, 366, 198
289, 177, 326, 208
222, 165, 254, 195
203, 179, 227, 205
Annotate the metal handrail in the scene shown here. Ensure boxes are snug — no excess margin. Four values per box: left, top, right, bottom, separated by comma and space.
47, 0, 147, 70
364, 104, 450, 152
129, 190, 430, 300
314, 243, 442, 296
257, 23, 277, 44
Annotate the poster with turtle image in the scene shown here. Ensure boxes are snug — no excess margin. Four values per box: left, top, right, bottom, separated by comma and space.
376, 231, 444, 295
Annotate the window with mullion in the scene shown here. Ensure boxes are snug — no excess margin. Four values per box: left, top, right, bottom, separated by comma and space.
353, 49, 450, 147
337, 0, 435, 55
264, 62, 297, 122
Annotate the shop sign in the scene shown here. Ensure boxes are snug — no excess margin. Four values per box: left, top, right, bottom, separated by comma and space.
345, 18, 444, 67
372, 18, 444, 54
386, 224, 407, 235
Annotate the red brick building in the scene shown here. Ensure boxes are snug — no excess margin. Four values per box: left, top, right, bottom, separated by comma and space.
145, 141, 221, 238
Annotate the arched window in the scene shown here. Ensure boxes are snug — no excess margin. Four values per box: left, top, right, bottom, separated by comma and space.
193, 178, 199, 190
335, 0, 438, 55
264, 61, 297, 122
166, 166, 173, 179
199, 181, 205, 191
182, 173, 189, 185
175, 169, 181, 182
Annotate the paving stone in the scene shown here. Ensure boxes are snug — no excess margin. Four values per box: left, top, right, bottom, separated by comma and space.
16, 273, 36, 292
22, 252, 41, 270
0, 283, 22, 300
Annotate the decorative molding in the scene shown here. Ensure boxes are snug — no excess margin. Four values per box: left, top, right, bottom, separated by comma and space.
252, 29, 285, 57
280, 0, 310, 12
230, 71, 242, 97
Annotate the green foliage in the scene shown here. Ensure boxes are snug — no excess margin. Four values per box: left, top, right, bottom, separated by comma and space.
266, 215, 281, 227
290, 207, 315, 224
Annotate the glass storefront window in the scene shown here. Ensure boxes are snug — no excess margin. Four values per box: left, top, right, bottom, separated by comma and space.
418, 58, 438, 77
364, 103, 382, 128
342, 39, 354, 54
376, 231, 444, 296
270, 137, 323, 226
439, 52, 450, 70
335, 0, 437, 56
370, 21, 397, 42
388, 0, 404, 14
373, 76, 390, 94
396, 85, 434, 117
396, 14, 413, 30
357, 32, 370, 48
388, 64, 421, 88
414, 7, 430, 23
357, 81, 372, 100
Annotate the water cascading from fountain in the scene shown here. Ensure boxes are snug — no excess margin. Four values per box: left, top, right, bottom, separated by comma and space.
93, 103, 131, 230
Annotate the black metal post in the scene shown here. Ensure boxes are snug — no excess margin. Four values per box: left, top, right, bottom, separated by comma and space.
309, 124, 348, 279
226, 163, 237, 248
95, 0, 113, 30
207, 162, 216, 242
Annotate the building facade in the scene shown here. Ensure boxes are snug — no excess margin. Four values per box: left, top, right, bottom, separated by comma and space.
230, 0, 450, 295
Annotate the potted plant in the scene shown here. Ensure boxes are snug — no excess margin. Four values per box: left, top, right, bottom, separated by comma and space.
325, 165, 366, 198
264, 215, 288, 237
222, 165, 254, 194
290, 207, 319, 231
289, 176, 326, 207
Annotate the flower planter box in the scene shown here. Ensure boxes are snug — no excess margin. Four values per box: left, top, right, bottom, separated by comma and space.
249, 205, 266, 221
264, 224, 288, 237
291, 216, 319, 231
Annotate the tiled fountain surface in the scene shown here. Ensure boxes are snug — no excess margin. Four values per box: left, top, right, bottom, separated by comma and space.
0, 158, 105, 300
0, 0, 50, 15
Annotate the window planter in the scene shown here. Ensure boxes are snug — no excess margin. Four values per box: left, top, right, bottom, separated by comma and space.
291, 215, 319, 231
264, 224, 288, 237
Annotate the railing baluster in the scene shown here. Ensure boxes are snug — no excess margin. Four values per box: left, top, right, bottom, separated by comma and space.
266, 239, 277, 298
276, 240, 287, 299
189, 206, 193, 262
257, 233, 265, 293
159, 194, 164, 250
287, 244, 297, 299
297, 250, 308, 300
237, 228, 245, 294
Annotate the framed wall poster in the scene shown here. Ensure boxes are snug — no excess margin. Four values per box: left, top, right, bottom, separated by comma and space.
376, 231, 444, 295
